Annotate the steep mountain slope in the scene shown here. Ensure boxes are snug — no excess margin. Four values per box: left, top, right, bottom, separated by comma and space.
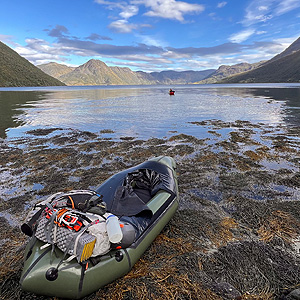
220, 36, 300, 83
37, 62, 75, 78
58, 59, 146, 85
267, 36, 300, 64
196, 62, 265, 84
220, 49, 300, 83
0, 41, 65, 87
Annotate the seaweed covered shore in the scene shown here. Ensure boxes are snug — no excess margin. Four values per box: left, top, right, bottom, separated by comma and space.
0, 119, 300, 300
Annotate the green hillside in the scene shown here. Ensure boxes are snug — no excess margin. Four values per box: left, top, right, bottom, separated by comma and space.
0, 41, 65, 87
220, 49, 300, 83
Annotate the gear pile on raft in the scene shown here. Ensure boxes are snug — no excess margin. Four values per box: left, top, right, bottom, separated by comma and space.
20, 156, 179, 299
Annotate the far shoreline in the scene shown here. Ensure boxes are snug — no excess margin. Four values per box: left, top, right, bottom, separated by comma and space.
1, 82, 300, 91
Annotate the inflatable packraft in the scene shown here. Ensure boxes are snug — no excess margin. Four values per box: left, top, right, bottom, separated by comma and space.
20, 156, 179, 299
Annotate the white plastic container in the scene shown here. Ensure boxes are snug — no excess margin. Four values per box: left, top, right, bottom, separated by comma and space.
106, 214, 123, 243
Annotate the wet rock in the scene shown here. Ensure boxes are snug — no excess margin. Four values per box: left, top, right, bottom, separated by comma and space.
26, 128, 63, 136
212, 282, 241, 299
286, 289, 300, 300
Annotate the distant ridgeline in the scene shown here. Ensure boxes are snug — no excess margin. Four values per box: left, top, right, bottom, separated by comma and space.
37, 60, 216, 86
219, 36, 300, 83
0, 41, 65, 87
195, 61, 266, 84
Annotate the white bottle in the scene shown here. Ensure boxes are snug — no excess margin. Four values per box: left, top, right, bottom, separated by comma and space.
106, 214, 123, 243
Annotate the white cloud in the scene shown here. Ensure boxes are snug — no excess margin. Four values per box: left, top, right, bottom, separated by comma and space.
96, 0, 205, 33
184, 58, 221, 69
94, 0, 124, 9
0, 34, 18, 47
229, 29, 256, 43
258, 6, 268, 11
110, 54, 172, 64
95, 1, 140, 33
162, 50, 190, 59
108, 20, 138, 33
130, 0, 204, 22
256, 30, 267, 35
119, 5, 139, 19
14, 39, 67, 65
137, 34, 168, 47
275, 0, 300, 15
217, 2, 227, 8
243, 0, 272, 25
273, 35, 300, 50
243, 0, 300, 26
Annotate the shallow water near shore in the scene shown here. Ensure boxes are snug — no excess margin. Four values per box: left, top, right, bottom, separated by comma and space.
1, 83, 300, 140
0, 84, 300, 299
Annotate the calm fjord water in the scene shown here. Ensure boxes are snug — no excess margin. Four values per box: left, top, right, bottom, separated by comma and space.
0, 84, 299, 140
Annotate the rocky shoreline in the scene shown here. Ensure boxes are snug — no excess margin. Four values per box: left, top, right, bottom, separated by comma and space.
0, 119, 299, 299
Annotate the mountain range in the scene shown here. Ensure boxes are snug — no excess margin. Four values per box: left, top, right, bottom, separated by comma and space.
0, 41, 65, 87
37, 60, 216, 86
1, 36, 300, 87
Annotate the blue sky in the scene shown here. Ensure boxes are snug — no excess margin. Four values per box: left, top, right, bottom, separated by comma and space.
0, 0, 300, 72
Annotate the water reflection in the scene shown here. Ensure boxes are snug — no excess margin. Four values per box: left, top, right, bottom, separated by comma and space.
251, 88, 300, 125
0, 84, 299, 140
0, 87, 146, 138
0, 91, 50, 138
203, 86, 300, 125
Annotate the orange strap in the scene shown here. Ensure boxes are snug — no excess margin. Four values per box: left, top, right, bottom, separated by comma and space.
68, 196, 75, 209
56, 208, 68, 220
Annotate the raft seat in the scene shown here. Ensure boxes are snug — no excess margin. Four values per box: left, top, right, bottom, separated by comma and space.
133, 188, 152, 204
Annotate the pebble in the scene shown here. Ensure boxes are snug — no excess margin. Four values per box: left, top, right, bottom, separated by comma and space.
286, 289, 300, 300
